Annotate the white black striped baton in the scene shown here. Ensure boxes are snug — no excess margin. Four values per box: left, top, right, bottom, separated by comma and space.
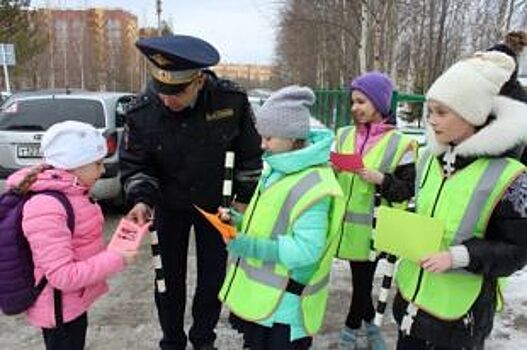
149, 222, 166, 293
221, 151, 235, 209
374, 253, 397, 326
370, 201, 397, 327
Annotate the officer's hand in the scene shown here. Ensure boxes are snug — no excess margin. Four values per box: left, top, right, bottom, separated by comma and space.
421, 251, 453, 273
218, 206, 231, 223
126, 202, 153, 225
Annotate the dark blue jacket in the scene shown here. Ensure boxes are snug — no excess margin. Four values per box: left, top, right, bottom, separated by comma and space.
119, 71, 263, 211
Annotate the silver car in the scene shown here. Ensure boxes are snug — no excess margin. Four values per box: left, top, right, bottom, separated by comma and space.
0, 90, 134, 204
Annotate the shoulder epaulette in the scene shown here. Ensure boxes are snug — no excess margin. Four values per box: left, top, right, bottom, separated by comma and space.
217, 78, 247, 95
125, 94, 152, 115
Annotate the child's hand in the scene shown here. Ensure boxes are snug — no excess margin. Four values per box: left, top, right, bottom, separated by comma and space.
117, 249, 138, 265
357, 168, 385, 185
421, 251, 453, 273
107, 244, 138, 264
330, 162, 342, 173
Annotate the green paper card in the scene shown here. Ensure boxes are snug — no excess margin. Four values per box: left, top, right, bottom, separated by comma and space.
374, 206, 444, 262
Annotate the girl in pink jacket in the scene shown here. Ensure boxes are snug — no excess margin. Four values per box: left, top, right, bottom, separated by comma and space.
6, 121, 136, 350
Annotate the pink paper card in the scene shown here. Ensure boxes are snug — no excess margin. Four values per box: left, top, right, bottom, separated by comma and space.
108, 218, 150, 252
330, 151, 364, 172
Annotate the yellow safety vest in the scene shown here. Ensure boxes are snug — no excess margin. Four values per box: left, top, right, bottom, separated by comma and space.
219, 166, 342, 335
396, 155, 525, 320
331, 126, 416, 260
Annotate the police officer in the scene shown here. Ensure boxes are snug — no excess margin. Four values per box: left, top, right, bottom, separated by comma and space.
119, 35, 263, 350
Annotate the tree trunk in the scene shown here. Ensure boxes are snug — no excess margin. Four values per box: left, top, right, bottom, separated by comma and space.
359, 1, 368, 73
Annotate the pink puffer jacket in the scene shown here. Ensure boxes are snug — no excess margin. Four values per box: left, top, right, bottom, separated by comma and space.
6, 167, 125, 328
355, 120, 395, 155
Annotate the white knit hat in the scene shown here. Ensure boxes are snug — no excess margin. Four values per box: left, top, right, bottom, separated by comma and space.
41, 121, 107, 170
426, 51, 515, 126
255, 85, 314, 139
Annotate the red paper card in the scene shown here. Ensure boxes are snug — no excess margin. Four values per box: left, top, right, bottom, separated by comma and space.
330, 151, 364, 172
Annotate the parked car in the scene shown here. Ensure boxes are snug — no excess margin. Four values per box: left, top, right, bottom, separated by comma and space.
0, 90, 135, 204
0, 91, 11, 105
248, 95, 266, 113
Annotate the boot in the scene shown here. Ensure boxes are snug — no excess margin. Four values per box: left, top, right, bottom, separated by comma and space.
338, 326, 360, 350
364, 322, 387, 350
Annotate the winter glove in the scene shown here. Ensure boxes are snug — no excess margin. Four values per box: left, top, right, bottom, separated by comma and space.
227, 235, 279, 262
229, 207, 244, 230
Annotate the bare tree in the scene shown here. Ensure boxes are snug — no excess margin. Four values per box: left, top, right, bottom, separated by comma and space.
273, 0, 527, 94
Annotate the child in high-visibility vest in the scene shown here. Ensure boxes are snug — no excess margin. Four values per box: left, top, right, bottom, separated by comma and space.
219, 85, 342, 349
330, 72, 417, 350
393, 51, 527, 350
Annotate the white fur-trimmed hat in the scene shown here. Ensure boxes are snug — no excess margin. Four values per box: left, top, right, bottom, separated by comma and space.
426, 51, 515, 126
41, 121, 107, 170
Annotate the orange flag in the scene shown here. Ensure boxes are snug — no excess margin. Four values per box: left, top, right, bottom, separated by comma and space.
194, 205, 237, 240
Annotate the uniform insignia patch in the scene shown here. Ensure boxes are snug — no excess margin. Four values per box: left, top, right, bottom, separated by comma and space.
151, 54, 172, 67
206, 108, 234, 121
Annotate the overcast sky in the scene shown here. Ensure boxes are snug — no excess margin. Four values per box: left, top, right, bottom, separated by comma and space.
32, 0, 281, 64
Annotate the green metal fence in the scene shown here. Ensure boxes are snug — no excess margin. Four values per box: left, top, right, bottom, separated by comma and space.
312, 89, 350, 130
312, 89, 425, 132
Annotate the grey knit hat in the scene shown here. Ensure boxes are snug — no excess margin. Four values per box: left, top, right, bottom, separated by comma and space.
255, 85, 314, 139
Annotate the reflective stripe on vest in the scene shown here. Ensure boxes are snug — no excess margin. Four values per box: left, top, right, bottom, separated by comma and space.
343, 132, 402, 227
345, 212, 373, 225
237, 259, 329, 297
338, 126, 353, 152
397, 156, 524, 320
271, 171, 322, 239
379, 132, 402, 173
454, 158, 507, 244
415, 147, 432, 191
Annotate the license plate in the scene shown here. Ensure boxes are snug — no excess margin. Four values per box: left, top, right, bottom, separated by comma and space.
17, 143, 42, 158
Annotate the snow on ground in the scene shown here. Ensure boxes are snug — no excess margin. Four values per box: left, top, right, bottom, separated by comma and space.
487, 268, 527, 349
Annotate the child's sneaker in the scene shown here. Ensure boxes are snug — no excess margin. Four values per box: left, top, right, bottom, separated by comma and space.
364, 322, 387, 350
338, 326, 360, 350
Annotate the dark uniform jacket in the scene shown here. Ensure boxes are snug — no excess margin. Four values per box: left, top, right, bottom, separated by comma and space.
119, 71, 263, 211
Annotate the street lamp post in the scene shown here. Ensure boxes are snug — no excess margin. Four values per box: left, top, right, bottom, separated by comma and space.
156, 0, 162, 35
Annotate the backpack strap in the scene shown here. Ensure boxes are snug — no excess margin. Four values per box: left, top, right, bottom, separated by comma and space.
29, 190, 75, 330
36, 191, 75, 233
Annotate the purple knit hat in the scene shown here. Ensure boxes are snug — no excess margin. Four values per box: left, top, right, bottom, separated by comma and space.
350, 71, 393, 117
